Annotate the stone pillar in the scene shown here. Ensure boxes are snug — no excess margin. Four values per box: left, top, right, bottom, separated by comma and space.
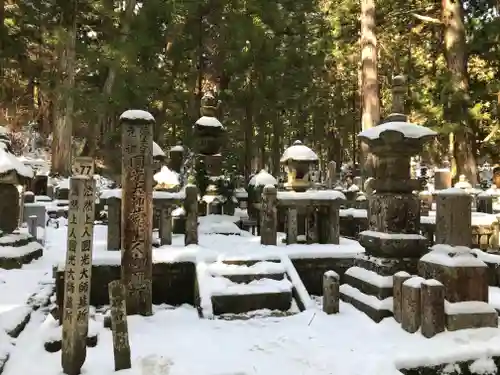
435, 188, 472, 247
62, 176, 95, 375
327, 161, 336, 189
120, 110, 154, 316
107, 197, 121, 251
260, 185, 277, 245
322, 271, 339, 314
0, 184, 20, 233
393, 271, 411, 323
434, 169, 452, 190
108, 280, 131, 371
286, 207, 298, 245
185, 185, 198, 246
159, 206, 173, 245
420, 280, 445, 338
24, 191, 35, 203
476, 194, 493, 214
28, 215, 37, 238
306, 208, 318, 244
401, 277, 423, 333
327, 202, 340, 244
18, 185, 24, 227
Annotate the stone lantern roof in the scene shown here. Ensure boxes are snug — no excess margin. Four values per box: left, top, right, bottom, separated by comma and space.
194, 116, 224, 129
0, 131, 33, 184
358, 121, 436, 156
248, 169, 278, 187
280, 141, 318, 164
153, 141, 166, 158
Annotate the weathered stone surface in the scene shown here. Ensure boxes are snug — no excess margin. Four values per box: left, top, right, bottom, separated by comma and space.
185, 185, 198, 246
159, 206, 173, 245
418, 249, 488, 302
433, 169, 452, 191
420, 280, 445, 338
108, 280, 131, 371
339, 287, 392, 323
286, 207, 298, 244
393, 271, 411, 323
62, 176, 95, 375
107, 197, 120, 251
446, 303, 498, 331
0, 184, 19, 233
211, 291, 292, 315
344, 269, 393, 300
401, 277, 423, 333
435, 190, 472, 247
260, 185, 277, 245
368, 193, 420, 234
355, 254, 419, 276
323, 271, 339, 314
120, 112, 154, 316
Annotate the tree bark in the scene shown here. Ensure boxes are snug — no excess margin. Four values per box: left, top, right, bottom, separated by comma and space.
360, 0, 380, 180
442, 0, 477, 185
51, 0, 78, 176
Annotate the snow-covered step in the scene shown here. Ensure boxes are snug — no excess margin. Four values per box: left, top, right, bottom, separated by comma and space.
196, 262, 293, 317
445, 301, 498, 331
210, 276, 293, 315
343, 266, 393, 299
206, 261, 286, 284
339, 284, 393, 323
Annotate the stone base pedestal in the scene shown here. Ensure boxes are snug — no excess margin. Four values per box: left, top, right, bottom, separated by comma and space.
354, 254, 420, 276
358, 230, 428, 258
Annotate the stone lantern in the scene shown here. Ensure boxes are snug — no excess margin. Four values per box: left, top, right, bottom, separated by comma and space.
154, 166, 180, 193
280, 141, 318, 192
153, 141, 166, 175
193, 91, 226, 156
247, 170, 278, 221
0, 128, 34, 233
168, 143, 184, 174
357, 121, 436, 270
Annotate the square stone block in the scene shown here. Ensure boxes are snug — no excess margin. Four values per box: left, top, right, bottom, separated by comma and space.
418, 245, 488, 302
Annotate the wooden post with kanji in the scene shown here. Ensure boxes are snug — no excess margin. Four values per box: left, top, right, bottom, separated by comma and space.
120, 110, 154, 316
61, 176, 95, 375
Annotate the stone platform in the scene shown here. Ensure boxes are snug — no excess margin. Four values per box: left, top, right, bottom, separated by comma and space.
0, 232, 43, 269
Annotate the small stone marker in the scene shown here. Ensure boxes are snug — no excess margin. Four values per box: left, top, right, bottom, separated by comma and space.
184, 185, 198, 245
61, 176, 95, 375
323, 271, 339, 314
286, 208, 298, 244
72, 156, 95, 176
159, 206, 173, 245
120, 110, 154, 316
108, 280, 131, 371
28, 215, 37, 238
434, 169, 452, 190
260, 185, 277, 245
420, 279, 445, 338
401, 276, 424, 333
393, 271, 411, 323
435, 188, 472, 247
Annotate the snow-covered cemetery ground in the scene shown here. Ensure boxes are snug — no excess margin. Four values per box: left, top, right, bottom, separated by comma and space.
2, 218, 500, 375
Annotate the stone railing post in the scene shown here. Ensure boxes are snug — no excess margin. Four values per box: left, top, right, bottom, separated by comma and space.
306, 207, 319, 244
323, 271, 339, 314
185, 185, 198, 246
260, 185, 277, 245
435, 188, 472, 247
108, 280, 131, 371
28, 215, 37, 239
420, 279, 445, 338
286, 207, 298, 245
159, 206, 173, 245
401, 277, 424, 333
327, 202, 340, 244
476, 193, 493, 214
327, 161, 336, 189
107, 196, 121, 251
393, 271, 411, 323
120, 110, 154, 316
62, 176, 95, 375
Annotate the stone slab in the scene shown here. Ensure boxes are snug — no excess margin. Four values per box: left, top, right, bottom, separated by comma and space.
211, 291, 292, 315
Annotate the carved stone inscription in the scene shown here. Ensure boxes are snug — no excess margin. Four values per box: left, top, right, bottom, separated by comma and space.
121, 117, 153, 316
61, 176, 95, 375
108, 280, 131, 371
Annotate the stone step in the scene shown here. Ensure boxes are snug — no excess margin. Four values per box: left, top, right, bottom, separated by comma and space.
210, 276, 293, 315
343, 266, 393, 300
445, 301, 498, 331
339, 284, 393, 323
221, 259, 280, 266
206, 261, 286, 284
